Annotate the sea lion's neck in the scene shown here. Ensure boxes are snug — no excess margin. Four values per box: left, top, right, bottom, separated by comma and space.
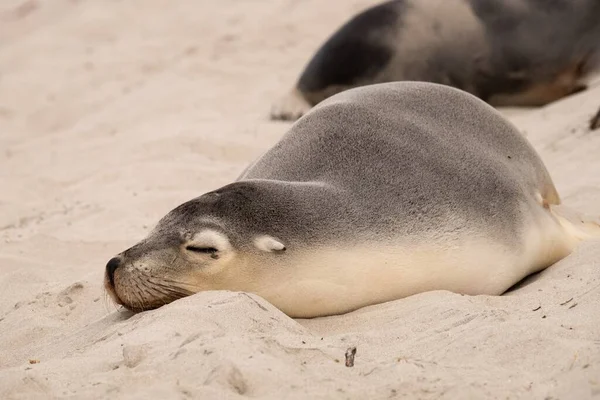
230, 179, 352, 243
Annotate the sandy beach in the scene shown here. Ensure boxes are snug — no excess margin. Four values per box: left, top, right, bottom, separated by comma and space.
1, 1, 599, 398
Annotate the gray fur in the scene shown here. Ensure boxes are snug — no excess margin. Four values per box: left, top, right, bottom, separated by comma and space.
271, 0, 600, 120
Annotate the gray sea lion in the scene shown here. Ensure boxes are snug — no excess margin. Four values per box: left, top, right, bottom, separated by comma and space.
271, 0, 600, 121
105, 82, 599, 318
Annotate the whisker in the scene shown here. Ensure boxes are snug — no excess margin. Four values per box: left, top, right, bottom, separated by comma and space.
137, 277, 190, 308
102, 289, 110, 312
123, 285, 138, 313
143, 275, 199, 295
132, 280, 148, 311
104, 291, 119, 313
153, 283, 194, 299
137, 278, 168, 309
150, 280, 195, 297
155, 277, 204, 290
147, 283, 178, 298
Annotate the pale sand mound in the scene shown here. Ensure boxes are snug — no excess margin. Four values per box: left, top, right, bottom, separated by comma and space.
1, 1, 599, 399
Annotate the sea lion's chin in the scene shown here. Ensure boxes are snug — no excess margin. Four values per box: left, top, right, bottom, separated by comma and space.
110, 281, 193, 313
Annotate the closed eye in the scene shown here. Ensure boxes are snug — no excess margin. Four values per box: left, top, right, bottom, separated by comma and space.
185, 246, 218, 254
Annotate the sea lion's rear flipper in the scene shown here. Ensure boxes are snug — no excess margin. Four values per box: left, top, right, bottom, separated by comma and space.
551, 204, 600, 241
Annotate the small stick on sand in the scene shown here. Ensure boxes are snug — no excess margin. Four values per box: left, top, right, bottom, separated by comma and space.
560, 298, 573, 306
590, 107, 600, 130
345, 347, 357, 367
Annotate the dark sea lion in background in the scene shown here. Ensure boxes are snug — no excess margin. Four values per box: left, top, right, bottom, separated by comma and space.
271, 0, 600, 121
105, 82, 599, 318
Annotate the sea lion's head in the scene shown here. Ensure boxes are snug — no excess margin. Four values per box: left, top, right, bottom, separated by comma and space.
104, 182, 290, 312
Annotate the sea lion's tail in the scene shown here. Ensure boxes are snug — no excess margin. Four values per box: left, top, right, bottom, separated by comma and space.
551, 204, 600, 241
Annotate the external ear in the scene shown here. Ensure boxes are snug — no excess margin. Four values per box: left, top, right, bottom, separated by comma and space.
253, 235, 286, 253
186, 229, 232, 254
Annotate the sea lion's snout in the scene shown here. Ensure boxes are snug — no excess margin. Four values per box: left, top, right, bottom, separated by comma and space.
103, 246, 195, 312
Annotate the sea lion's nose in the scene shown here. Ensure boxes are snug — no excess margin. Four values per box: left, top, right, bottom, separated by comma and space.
106, 257, 121, 287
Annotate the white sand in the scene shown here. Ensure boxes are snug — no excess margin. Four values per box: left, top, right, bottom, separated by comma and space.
1, 1, 599, 398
